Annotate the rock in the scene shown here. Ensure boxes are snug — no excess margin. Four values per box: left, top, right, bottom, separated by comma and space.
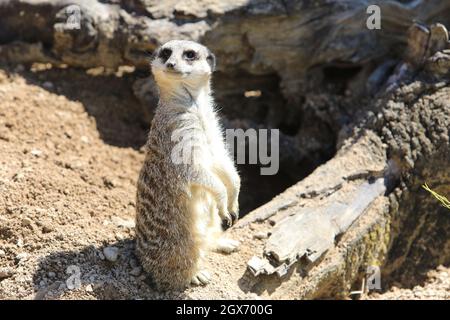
58, 282, 67, 291
80, 136, 90, 144
129, 267, 142, 277
21, 217, 33, 226
0, 249, 5, 257
102, 177, 117, 189
0, 267, 14, 279
85, 284, 93, 292
115, 233, 125, 241
111, 216, 135, 229
42, 225, 54, 233
15, 252, 28, 263
30, 149, 43, 157
48, 272, 56, 278
42, 81, 54, 90
103, 246, 119, 262
98, 251, 105, 260
254, 232, 269, 240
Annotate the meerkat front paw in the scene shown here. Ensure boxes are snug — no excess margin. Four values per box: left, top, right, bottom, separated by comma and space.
215, 238, 240, 254
219, 209, 234, 227
191, 270, 211, 286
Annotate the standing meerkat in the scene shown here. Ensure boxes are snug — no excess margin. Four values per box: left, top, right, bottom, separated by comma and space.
135, 40, 241, 291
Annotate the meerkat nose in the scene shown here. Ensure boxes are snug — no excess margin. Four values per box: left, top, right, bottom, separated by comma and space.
166, 62, 175, 69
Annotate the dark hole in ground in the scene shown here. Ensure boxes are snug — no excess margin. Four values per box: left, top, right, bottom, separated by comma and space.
322, 64, 363, 95
237, 164, 299, 215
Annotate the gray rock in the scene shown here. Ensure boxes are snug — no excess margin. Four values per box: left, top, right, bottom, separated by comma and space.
98, 251, 105, 260
103, 246, 119, 262
129, 267, 142, 277
42, 81, 54, 90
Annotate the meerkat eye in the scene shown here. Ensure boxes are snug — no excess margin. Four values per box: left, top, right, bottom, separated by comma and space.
183, 50, 197, 60
158, 48, 172, 63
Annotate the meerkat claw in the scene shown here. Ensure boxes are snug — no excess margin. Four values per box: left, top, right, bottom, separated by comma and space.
191, 270, 211, 286
230, 211, 239, 224
220, 211, 233, 227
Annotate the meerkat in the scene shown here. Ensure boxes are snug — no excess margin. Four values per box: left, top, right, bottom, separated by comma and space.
135, 40, 241, 291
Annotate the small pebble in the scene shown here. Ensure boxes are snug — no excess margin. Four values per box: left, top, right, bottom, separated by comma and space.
103, 177, 116, 189
130, 267, 142, 277
22, 217, 33, 226
0, 267, 14, 279
42, 225, 54, 233
103, 246, 119, 262
15, 252, 28, 262
85, 284, 93, 292
42, 81, 54, 90
80, 136, 90, 144
30, 149, 43, 157
58, 283, 67, 291
254, 232, 269, 240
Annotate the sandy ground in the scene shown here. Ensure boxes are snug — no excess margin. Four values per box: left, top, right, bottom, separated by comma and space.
0, 66, 262, 300
365, 265, 450, 300
0, 66, 448, 300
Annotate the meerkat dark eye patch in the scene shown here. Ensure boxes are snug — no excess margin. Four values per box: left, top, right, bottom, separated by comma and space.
158, 48, 172, 63
183, 50, 197, 61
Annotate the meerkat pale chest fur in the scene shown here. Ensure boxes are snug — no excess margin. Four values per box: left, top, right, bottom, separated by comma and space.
135, 40, 241, 291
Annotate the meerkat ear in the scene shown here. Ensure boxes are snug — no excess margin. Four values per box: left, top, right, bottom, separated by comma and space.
206, 50, 216, 72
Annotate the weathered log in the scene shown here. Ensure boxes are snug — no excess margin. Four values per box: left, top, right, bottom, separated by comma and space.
1, 0, 450, 94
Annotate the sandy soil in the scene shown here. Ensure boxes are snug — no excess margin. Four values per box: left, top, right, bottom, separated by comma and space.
0, 66, 448, 300
0, 65, 263, 300
365, 265, 450, 300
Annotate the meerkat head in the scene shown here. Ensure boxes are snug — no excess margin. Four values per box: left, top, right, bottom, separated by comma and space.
151, 40, 216, 98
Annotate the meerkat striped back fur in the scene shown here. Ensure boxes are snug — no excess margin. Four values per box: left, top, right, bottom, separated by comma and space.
135, 40, 241, 291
